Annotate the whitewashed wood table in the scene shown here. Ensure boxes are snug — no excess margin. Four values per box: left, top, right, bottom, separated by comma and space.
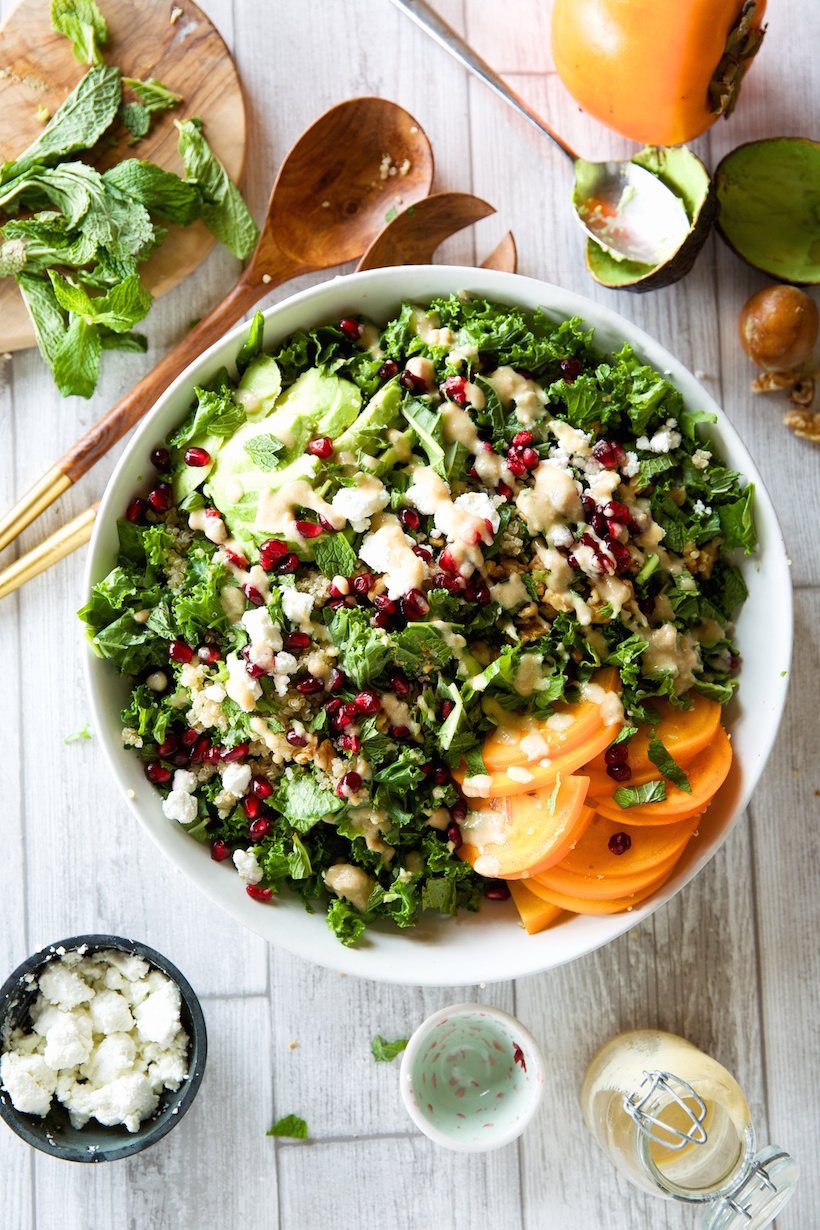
1, 1, 818, 1226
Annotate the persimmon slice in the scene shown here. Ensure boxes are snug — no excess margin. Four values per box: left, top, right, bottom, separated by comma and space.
457, 723, 616, 799
592, 727, 732, 825
533, 850, 682, 900
508, 880, 565, 933
524, 862, 677, 915
559, 811, 702, 879
584, 694, 722, 786
459, 778, 592, 880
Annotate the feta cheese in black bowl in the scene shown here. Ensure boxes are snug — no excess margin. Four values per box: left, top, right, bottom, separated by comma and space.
0, 935, 207, 1162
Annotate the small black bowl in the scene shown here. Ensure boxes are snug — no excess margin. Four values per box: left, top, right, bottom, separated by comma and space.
0, 935, 207, 1162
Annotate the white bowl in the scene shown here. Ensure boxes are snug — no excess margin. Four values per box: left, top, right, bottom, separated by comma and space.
84, 266, 793, 986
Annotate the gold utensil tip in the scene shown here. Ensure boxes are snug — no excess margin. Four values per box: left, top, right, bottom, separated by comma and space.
0, 466, 72, 554
0, 504, 97, 600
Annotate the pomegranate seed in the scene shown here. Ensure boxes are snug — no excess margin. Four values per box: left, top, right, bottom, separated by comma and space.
306, 436, 333, 461
604, 743, 629, 766
354, 690, 381, 715
390, 672, 411, 697
325, 698, 343, 716
241, 794, 262, 818
373, 611, 393, 630
521, 447, 540, 470
609, 541, 633, 574
559, 356, 582, 382
328, 581, 347, 599
496, 480, 513, 499
259, 539, 288, 569
338, 734, 361, 753
420, 762, 434, 779
412, 543, 433, 561
150, 446, 170, 470
467, 465, 480, 481
125, 497, 147, 522
581, 495, 596, 518
181, 728, 199, 748
400, 507, 420, 531
451, 799, 467, 822
604, 500, 633, 526
294, 519, 323, 538
242, 650, 267, 679
339, 316, 362, 340
249, 817, 270, 840
243, 583, 265, 607
400, 368, 428, 393
157, 733, 179, 757
352, 572, 375, 596
378, 359, 399, 380
284, 631, 311, 652
373, 593, 397, 613
168, 639, 194, 663
296, 675, 324, 695
507, 455, 527, 477
401, 588, 429, 621
184, 446, 211, 467
144, 761, 172, 785
147, 484, 173, 513
246, 884, 273, 902
276, 553, 300, 574
286, 730, 308, 748
608, 831, 632, 856
333, 709, 355, 730
592, 439, 627, 470
440, 700, 455, 719
470, 580, 492, 606
336, 771, 362, 798
224, 548, 248, 569
210, 838, 232, 862
198, 645, 222, 664
327, 597, 346, 611
447, 823, 463, 849
251, 776, 273, 800
441, 375, 468, 404
319, 515, 339, 534
223, 742, 249, 762
434, 767, 450, 786
607, 763, 632, 782
327, 668, 347, 693
190, 734, 211, 764
204, 746, 222, 765
389, 724, 410, 739
511, 431, 534, 447
439, 550, 460, 576
484, 881, 511, 901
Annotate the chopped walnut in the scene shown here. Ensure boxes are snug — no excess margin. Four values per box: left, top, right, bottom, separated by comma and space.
784, 408, 820, 443
313, 739, 337, 773
683, 539, 719, 579
751, 368, 801, 393
789, 377, 815, 409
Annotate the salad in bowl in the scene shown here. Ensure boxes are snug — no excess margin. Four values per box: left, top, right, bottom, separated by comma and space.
82, 268, 790, 984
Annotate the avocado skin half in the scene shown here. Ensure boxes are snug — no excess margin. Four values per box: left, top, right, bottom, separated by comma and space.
586, 146, 718, 293
715, 137, 820, 285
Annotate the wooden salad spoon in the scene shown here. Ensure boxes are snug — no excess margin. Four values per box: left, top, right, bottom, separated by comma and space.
0, 97, 434, 554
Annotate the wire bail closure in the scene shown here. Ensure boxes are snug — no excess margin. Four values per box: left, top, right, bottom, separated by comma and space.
624, 1069, 709, 1150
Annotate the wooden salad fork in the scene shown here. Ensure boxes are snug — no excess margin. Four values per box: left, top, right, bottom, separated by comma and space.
0, 97, 434, 557
0, 192, 516, 599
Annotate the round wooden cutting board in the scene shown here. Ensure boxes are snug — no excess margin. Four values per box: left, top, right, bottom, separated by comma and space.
0, 0, 247, 352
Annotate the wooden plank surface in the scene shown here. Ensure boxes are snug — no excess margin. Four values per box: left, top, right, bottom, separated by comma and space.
0, 1, 817, 1227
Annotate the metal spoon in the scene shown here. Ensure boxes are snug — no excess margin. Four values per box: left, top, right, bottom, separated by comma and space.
0, 97, 434, 554
390, 0, 691, 267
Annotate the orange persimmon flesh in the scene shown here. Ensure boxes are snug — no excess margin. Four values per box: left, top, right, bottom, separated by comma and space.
584, 694, 721, 792
591, 727, 732, 825
457, 722, 616, 800
525, 861, 677, 916
508, 880, 565, 934
533, 850, 682, 901
559, 811, 702, 880
459, 779, 592, 880
482, 667, 620, 772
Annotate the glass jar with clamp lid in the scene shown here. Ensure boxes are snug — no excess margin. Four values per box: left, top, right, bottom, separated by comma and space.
581, 1030, 798, 1229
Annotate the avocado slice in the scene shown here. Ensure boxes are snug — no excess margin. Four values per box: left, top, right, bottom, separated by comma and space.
334, 379, 402, 454
205, 433, 320, 549
237, 354, 282, 420
715, 138, 820, 284
585, 146, 717, 292
262, 367, 361, 461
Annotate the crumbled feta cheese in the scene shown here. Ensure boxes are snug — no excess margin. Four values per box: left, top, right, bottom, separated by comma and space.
281, 587, 315, 628
38, 963, 93, 1011
133, 979, 182, 1049
506, 765, 534, 783
461, 774, 493, 798
162, 790, 198, 825
221, 762, 252, 798
233, 848, 263, 884
330, 475, 390, 532
0, 1053, 57, 1117
172, 769, 197, 794
359, 516, 426, 598
89, 990, 134, 1036
692, 448, 712, 470
621, 451, 639, 478
692, 499, 712, 516
42, 1009, 94, 1069
273, 651, 299, 675
453, 490, 501, 534
225, 650, 262, 712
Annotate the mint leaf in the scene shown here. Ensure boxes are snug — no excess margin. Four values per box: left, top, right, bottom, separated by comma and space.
611, 725, 639, 746
718, 485, 756, 555
2, 65, 121, 181
16, 273, 67, 365
176, 118, 258, 259
243, 433, 284, 472
313, 533, 358, 578
170, 386, 244, 447
50, 270, 152, 332
236, 310, 265, 374
64, 723, 92, 744
104, 161, 200, 226
51, 0, 109, 66
52, 316, 101, 397
123, 76, 182, 113
119, 102, 149, 139
546, 772, 562, 816
613, 780, 667, 809
266, 1114, 308, 1140
647, 737, 691, 793
370, 1034, 408, 1062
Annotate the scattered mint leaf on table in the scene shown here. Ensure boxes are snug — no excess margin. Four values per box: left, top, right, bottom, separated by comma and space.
613, 780, 667, 809
51, 0, 109, 65
119, 102, 150, 140
119, 76, 182, 144
176, 117, 258, 259
267, 1114, 308, 1140
1, 65, 121, 181
52, 316, 102, 398
371, 1035, 409, 1063
64, 724, 92, 744
647, 737, 691, 793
